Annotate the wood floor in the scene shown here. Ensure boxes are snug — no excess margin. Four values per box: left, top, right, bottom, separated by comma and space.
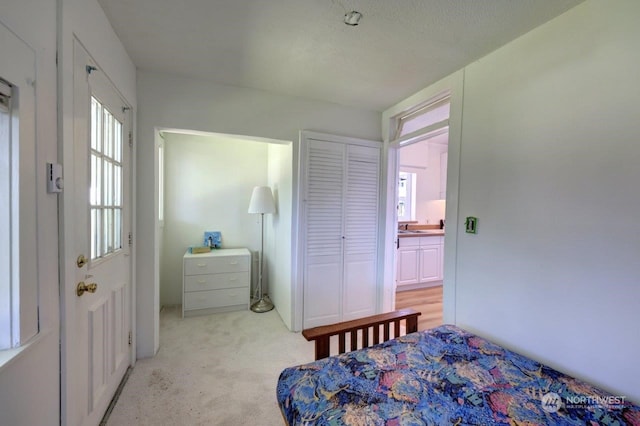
395, 285, 443, 331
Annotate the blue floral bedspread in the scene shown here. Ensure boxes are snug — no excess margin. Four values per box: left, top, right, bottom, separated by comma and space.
277, 325, 640, 425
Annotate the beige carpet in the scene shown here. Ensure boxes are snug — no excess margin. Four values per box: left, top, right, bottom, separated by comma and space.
106, 306, 315, 425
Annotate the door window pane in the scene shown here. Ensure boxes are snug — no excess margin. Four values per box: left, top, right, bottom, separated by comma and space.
91, 98, 101, 152
114, 165, 122, 206
90, 96, 123, 260
104, 208, 113, 254
91, 208, 101, 259
114, 121, 122, 163
114, 209, 122, 250
104, 161, 113, 207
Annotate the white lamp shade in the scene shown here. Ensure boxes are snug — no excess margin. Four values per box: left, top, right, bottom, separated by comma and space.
248, 186, 276, 214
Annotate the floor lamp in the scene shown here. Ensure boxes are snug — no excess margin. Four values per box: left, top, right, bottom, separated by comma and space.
248, 186, 275, 313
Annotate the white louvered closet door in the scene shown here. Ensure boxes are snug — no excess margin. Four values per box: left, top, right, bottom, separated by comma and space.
303, 140, 345, 328
302, 138, 380, 328
343, 145, 380, 320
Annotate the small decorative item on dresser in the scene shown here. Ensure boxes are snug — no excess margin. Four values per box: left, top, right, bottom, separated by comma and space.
203, 231, 222, 249
190, 246, 211, 254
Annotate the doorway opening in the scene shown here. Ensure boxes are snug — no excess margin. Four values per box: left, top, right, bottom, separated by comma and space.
154, 129, 294, 341
392, 97, 450, 331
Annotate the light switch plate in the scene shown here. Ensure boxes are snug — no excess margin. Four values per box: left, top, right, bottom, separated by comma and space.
465, 217, 478, 234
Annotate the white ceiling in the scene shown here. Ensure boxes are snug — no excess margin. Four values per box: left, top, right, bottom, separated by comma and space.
98, 0, 583, 112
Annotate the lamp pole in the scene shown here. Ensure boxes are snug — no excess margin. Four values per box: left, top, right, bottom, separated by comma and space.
251, 211, 274, 312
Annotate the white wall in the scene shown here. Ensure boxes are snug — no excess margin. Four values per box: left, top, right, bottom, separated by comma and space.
388, 0, 640, 403
137, 71, 381, 354
0, 2, 59, 424
456, 0, 640, 403
267, 143, 293, 329
160, 132, 270, 305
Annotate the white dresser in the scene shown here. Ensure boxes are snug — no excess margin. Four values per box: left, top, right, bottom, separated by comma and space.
182, 248, 251, 318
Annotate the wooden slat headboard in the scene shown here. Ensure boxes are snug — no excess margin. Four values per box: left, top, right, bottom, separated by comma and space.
302, 309, 421, 360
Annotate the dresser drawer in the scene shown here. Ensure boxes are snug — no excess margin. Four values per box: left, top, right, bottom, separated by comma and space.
184, 272, 249, 292
184, 288, 248, 311
184, 255, 249, 275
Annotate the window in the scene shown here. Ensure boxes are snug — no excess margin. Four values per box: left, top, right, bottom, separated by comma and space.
394, 96, 450, 146
0, 78, 15, 350
397, 172, 416, 221
0, 75, 38, 352
1, 24, 39, 357
90, 96, 123, 260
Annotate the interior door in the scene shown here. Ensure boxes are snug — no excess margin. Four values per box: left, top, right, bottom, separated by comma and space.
302, 140, 345, 328
68, 41, 132, 426
342, 144, 379, 320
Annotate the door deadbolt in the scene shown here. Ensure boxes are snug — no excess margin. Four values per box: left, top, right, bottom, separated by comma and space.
77, 254, 88, 268
76, 281, 98, 297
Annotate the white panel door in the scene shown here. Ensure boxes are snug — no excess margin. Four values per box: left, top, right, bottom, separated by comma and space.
303, 140, 345, 328
342, 145, 379, 320
66, 41, 132, 426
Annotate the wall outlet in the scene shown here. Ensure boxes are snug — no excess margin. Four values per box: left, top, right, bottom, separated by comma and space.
465, 217, 478, 234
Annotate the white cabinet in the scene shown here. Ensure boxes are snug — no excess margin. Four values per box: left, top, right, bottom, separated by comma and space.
302, 136, 381, 328
419, 239, 441, 282
397, 238, 420, 286
182, 248, 250, 318
397, 236, 443, 290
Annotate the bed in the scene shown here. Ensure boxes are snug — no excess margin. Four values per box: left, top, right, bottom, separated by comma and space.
277, 321, 640, 425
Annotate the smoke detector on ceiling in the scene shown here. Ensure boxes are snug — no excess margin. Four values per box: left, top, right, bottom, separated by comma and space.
344, 11, 363, 26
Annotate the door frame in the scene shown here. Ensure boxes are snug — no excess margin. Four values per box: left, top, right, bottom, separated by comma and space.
59, 37, 137, 425
380, 71, 465, 324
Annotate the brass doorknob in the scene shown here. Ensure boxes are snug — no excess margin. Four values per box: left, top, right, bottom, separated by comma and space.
76, 281, 98, 297
77, 254, 88, 268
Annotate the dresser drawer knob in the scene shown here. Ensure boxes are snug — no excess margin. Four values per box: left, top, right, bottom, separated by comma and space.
197, 279, 206, 284
229, 261, 238, 265
196, 263, 207, 267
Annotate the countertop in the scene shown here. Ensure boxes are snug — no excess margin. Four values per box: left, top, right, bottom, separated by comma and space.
397, 229, 444, 238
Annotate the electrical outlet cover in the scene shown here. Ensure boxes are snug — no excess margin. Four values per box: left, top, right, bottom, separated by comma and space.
465, 217, 478, 234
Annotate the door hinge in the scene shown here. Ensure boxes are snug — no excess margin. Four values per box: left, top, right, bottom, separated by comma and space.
128, 331, 132, 346
128, 131, 133, 148
128, 231, 133, 246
